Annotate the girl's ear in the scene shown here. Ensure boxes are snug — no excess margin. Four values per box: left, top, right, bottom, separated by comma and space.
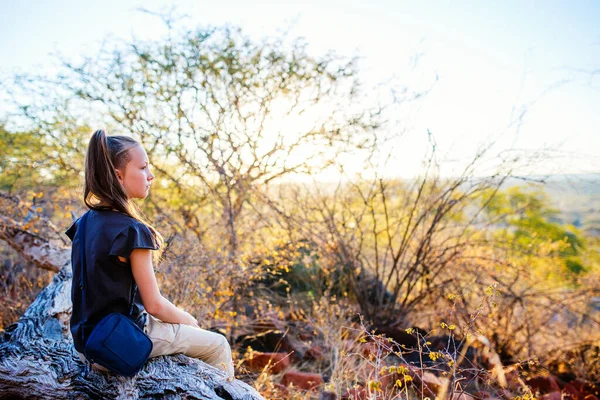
115, 169, 124, 184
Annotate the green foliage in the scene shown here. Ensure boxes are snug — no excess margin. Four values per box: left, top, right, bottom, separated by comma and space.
482, 185, 587, 280
250, 239, 329, 300
0, 123, 88, 191
0, 125, 45, 190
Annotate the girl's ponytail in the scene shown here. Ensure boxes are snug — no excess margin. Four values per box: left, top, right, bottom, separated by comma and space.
84, 129, 128, 211
83, 129, 164, 257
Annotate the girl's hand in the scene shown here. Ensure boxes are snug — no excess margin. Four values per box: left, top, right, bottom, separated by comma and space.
183, 311, 199, 328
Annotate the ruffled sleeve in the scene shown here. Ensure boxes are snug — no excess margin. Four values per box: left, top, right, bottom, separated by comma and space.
65, 219, 79, 241
109, 221, 159, 258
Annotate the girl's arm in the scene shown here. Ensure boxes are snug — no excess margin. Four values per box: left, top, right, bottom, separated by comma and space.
129, 248, 199, 327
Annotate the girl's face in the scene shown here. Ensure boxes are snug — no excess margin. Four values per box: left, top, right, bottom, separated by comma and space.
115, 145, 154, 199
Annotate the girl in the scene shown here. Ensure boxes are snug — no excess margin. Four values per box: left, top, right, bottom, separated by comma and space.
67, 129, 234, 378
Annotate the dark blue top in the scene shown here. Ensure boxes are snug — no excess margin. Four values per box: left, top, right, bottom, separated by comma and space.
66, 209, 159, 353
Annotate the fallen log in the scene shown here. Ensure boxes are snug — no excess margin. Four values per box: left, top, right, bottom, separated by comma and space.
0, 215, 69, 273
0, 221, 264, 399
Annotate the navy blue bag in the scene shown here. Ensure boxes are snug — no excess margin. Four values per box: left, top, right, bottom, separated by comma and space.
84, 312, 152, 376
78, 212, 153, 377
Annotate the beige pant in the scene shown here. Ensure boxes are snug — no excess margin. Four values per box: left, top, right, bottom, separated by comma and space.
78, 314, 234, 378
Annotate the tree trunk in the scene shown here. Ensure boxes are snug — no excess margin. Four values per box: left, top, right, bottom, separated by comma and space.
0, 219, 264, 400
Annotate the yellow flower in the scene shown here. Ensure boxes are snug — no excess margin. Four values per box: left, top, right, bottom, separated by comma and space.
368, 380, 382, 392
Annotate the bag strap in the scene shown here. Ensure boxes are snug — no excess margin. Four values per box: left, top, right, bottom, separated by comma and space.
78, 212, 93, 376
78, 212, 89, 350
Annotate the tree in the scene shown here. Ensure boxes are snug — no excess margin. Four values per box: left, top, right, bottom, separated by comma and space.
481, 185, 586, 280
263, 137, 514, 324
3, 15, 388, 260
0, 124, 86, 192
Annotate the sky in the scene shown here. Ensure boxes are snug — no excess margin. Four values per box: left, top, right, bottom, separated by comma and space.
1, 0, 599, 180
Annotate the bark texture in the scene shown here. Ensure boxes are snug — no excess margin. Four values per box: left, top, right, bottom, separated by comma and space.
0, 221, 264, 399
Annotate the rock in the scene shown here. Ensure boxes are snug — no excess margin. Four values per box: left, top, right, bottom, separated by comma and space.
370, 325, 420, 348
361, 342, 381, 358
299, 332, 315, 341
569, 380, 599, 399
542, 392, 563, 400
271, 383, 291, 398
379, 371, 400, 396
238, 317, 309, 361
379, 364, 442, 398
244, 352, 291, 374
563, 382, 582, 399
418, 370, 444, 397
526, 375, 562, 395
320, 390, 338, 400
281, 370, 324, 390
0, 220, 264, 400
306, 345, 325, 360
